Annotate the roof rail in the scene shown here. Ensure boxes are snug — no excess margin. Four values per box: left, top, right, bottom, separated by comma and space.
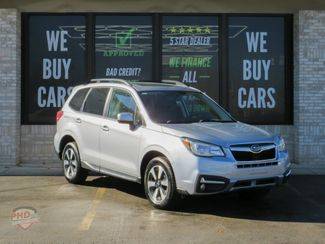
161, 80, 188, 87
90, 78, 131, 86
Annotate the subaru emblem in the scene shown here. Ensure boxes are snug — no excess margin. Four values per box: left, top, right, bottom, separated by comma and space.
250, 144, 262, 153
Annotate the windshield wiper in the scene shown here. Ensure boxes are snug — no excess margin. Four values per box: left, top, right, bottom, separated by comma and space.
165, 120, 194, 124
165, 119, 234, 124
198, 119, 234, 123
198, 118, 221, 123
166, 120, 186, 124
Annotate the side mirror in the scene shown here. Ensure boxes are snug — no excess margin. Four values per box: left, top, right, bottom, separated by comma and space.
117, 112, 134, 124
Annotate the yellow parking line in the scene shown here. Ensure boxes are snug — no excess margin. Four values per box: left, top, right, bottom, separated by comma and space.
79, 187, 107, 231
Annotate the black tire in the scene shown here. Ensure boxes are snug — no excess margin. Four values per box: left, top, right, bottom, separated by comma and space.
144, 156, 180, 210
238, 188, 271, 201
62, 142, 87, 184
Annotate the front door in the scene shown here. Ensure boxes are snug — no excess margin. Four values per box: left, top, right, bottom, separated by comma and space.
99, 88, 143, 177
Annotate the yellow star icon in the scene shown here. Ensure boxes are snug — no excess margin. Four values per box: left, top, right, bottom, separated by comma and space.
196, 27, 201, 33
204, 27, 211, 34
170, 27, 176, 33
179, 27, 185, 34
187, 26, 193, 33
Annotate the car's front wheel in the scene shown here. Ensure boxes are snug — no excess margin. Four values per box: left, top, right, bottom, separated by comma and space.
144, 156, 180, 209
62, 142, 87, 184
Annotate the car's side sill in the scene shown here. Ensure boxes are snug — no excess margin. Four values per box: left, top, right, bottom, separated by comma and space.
81, 161, 141, 184
100, 167, 141, 183
81, 161, 100, 172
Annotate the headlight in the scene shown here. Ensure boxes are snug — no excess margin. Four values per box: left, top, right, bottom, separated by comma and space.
277, 137, 286, 152
181, 137, 225, 157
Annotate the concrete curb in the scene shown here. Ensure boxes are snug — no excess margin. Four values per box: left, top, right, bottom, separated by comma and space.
0, 163, 103, 176
0, 164, 63, 176
0, 166, 63, 176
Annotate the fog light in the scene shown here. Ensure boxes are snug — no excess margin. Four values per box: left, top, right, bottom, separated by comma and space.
200, 184, 205, 191
196, 175, 229, 193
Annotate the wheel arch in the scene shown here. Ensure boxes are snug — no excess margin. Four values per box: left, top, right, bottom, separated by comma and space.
139, 146, 175, 184
59, 134, 77, 160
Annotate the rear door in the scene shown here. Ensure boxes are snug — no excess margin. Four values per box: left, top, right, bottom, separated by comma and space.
78, 87, 110, 168
65, 87, 89, 160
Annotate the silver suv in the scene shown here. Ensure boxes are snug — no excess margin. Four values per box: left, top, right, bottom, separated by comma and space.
54, 79, 291, 209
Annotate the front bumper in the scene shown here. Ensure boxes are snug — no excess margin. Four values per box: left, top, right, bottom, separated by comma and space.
174, 147, 291, 195
194, 167, 291, 194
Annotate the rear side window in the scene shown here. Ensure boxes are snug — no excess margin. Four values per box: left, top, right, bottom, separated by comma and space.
69, 88, 90, 111
83, 88, 110, 115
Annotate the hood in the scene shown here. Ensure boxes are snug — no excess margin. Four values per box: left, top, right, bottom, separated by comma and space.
161, 122, 275, 147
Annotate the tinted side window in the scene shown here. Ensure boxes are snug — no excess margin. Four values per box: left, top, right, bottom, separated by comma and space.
83, 88, 109, 115
69, 88, 90, 111
107, 90, 137, 119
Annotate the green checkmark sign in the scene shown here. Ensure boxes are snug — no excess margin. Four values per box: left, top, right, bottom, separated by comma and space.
116, 28, 136, 48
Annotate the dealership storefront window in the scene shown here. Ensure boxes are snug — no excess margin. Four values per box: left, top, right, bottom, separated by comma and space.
94, 15, 154, 80
162, 15, 220, 101
22, 14, 86, 124
227, 16, 292, 124
22, 13, 292, 125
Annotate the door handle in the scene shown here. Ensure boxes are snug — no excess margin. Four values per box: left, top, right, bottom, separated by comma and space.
101, 125, 109, 132
75, 118, 82, 123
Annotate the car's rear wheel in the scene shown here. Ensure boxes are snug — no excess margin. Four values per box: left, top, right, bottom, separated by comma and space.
62, 142, 87, 184
144, 156, 180, 209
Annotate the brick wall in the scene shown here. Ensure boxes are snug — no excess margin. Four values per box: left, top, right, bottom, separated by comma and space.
20, 125, 58, 164
0, 9, 20, 166
294, 11, 325, 169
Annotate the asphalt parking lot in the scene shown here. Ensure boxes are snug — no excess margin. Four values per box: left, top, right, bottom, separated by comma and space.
0, 175, 324, 243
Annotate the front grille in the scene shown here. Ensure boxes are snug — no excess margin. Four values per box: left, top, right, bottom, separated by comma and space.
237, 161, 278, 169
231, 144, 276, 161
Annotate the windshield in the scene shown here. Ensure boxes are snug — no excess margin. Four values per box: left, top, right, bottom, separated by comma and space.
139, 90, 235, 124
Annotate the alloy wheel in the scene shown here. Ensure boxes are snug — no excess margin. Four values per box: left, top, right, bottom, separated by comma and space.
63, 148, 77, 179
147, 164, 169, 205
